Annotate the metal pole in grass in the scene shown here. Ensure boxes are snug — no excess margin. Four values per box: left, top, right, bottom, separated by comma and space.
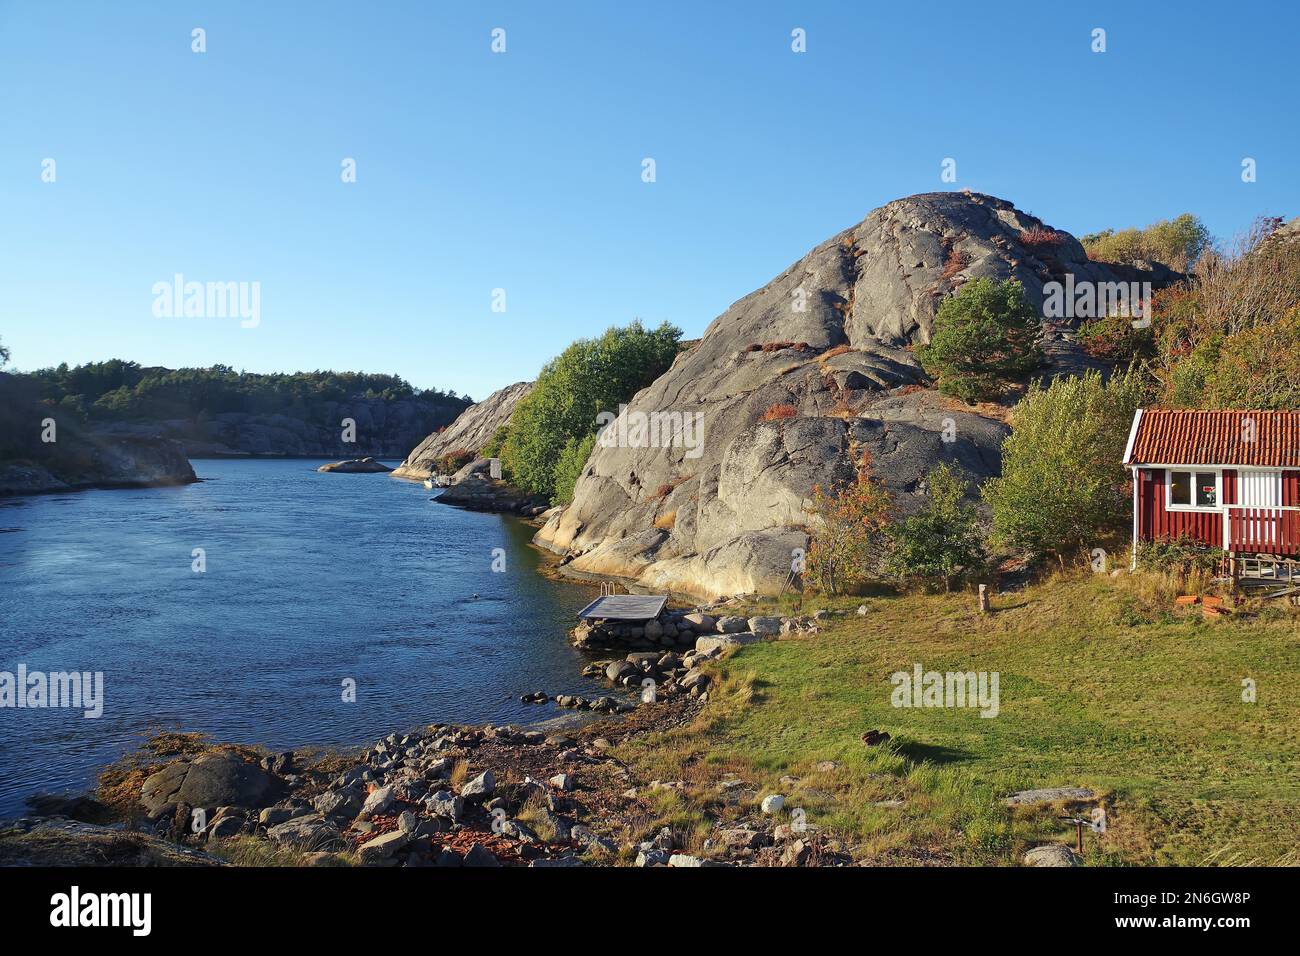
1060, 816, 1088, 855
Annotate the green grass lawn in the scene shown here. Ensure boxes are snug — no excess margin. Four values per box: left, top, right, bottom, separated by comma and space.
619, 574, 1300, 865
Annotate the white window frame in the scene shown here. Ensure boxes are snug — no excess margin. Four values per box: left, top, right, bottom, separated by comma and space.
1166, 468, 1221, 512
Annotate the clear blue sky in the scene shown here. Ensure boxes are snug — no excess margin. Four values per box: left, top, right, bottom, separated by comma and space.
2, 0, 1295, 401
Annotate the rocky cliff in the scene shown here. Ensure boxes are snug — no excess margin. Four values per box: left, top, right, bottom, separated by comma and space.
391, 381, 534, 480
534, 191, 1181, 598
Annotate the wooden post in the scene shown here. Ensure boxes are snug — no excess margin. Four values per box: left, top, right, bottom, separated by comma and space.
978, 584, 990, 614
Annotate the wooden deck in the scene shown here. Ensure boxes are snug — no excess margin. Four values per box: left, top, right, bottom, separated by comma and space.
576, 594, 668, 622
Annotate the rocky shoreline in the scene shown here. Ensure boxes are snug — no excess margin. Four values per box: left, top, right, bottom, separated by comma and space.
2, 606, 842, 868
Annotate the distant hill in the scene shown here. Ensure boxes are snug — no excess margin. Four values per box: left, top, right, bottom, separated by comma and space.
1, 361, 473, 460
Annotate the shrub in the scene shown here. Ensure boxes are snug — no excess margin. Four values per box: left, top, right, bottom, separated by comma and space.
805, 455, 894, 595
917, 278, 1041, 403
1077, 313, 1155, 364
982, 369, 1145, 567
1018, 227, 1063, 250
501, 320, 682, 502
760, 403, 798, 421
1080, 213, 1211, 271
941, 248, 970, 281
653, 510, 677, 530
1138, 537, 1225, 578
820, 345, 854, 361
1197, 308, 1300, 408
885, 464, 986, 591
436, 447, 474, 474
1150, 219, 1300, 407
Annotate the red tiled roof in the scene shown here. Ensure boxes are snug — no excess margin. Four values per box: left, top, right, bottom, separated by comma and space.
1126, 409, 1300, 467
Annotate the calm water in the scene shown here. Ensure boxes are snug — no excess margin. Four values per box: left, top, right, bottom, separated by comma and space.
0, 459, 608, 816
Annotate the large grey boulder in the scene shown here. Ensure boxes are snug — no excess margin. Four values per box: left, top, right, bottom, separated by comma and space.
140, 752, 284, 816
695, 633, 757, 656
1023, 844, 1081, 867
535, 192, 1179, 598
391, 381, 534, 480
265, 814, 343, 851
1003, 787, 1096, 807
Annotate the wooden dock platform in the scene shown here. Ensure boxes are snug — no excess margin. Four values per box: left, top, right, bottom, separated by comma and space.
576, 593, 668, 622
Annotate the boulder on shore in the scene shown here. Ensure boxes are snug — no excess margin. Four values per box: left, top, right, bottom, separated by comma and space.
140, 752, 285, 816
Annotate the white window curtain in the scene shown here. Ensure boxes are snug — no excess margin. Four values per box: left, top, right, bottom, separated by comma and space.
1241, 471, 1281, 508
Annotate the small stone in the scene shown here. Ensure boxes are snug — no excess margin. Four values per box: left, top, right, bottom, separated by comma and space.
781, 839, 810, 866
357, 830, 411, 865
503, 819, 540, 843
358, 785, 396, 819
719, 828, 767, 850
761, 794, 786, 814
462, 843, 501, 867
205, 816, 244, 840
258, 806, 294, 827
459, 770, 495, 801
549, 773, 575, 792
425, 790, 464, 822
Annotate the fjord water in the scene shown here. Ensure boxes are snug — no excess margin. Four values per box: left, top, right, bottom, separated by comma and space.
0, 459, 606, 816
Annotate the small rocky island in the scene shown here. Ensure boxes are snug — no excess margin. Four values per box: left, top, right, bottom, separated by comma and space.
317, 456, 394, 474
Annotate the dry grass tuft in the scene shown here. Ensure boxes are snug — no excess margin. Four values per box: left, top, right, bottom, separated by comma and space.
760, 403, 799, 421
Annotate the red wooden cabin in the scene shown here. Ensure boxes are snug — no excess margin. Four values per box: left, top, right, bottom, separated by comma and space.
1123, 409, 1300, 566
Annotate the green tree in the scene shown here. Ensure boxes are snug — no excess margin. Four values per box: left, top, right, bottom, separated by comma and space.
1199, 307, 1300, 409
805, 456, 894, 595
552, 432, 598, 505
1081, 213, 1211, 272
885, 463, 985, 591
982, 369, 1145, 566
501, 320, 682, 501
918, 278, 1041, 404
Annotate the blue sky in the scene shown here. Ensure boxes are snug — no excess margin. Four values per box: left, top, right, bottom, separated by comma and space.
2, 0, 1296, 400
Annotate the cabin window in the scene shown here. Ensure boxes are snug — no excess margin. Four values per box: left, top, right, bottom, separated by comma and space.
1169, 470, 1218, 509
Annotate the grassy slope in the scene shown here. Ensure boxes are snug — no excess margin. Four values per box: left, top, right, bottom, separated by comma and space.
618, 574, 1300, 865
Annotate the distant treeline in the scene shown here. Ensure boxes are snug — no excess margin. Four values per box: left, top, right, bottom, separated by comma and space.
13, 360, 471, 423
